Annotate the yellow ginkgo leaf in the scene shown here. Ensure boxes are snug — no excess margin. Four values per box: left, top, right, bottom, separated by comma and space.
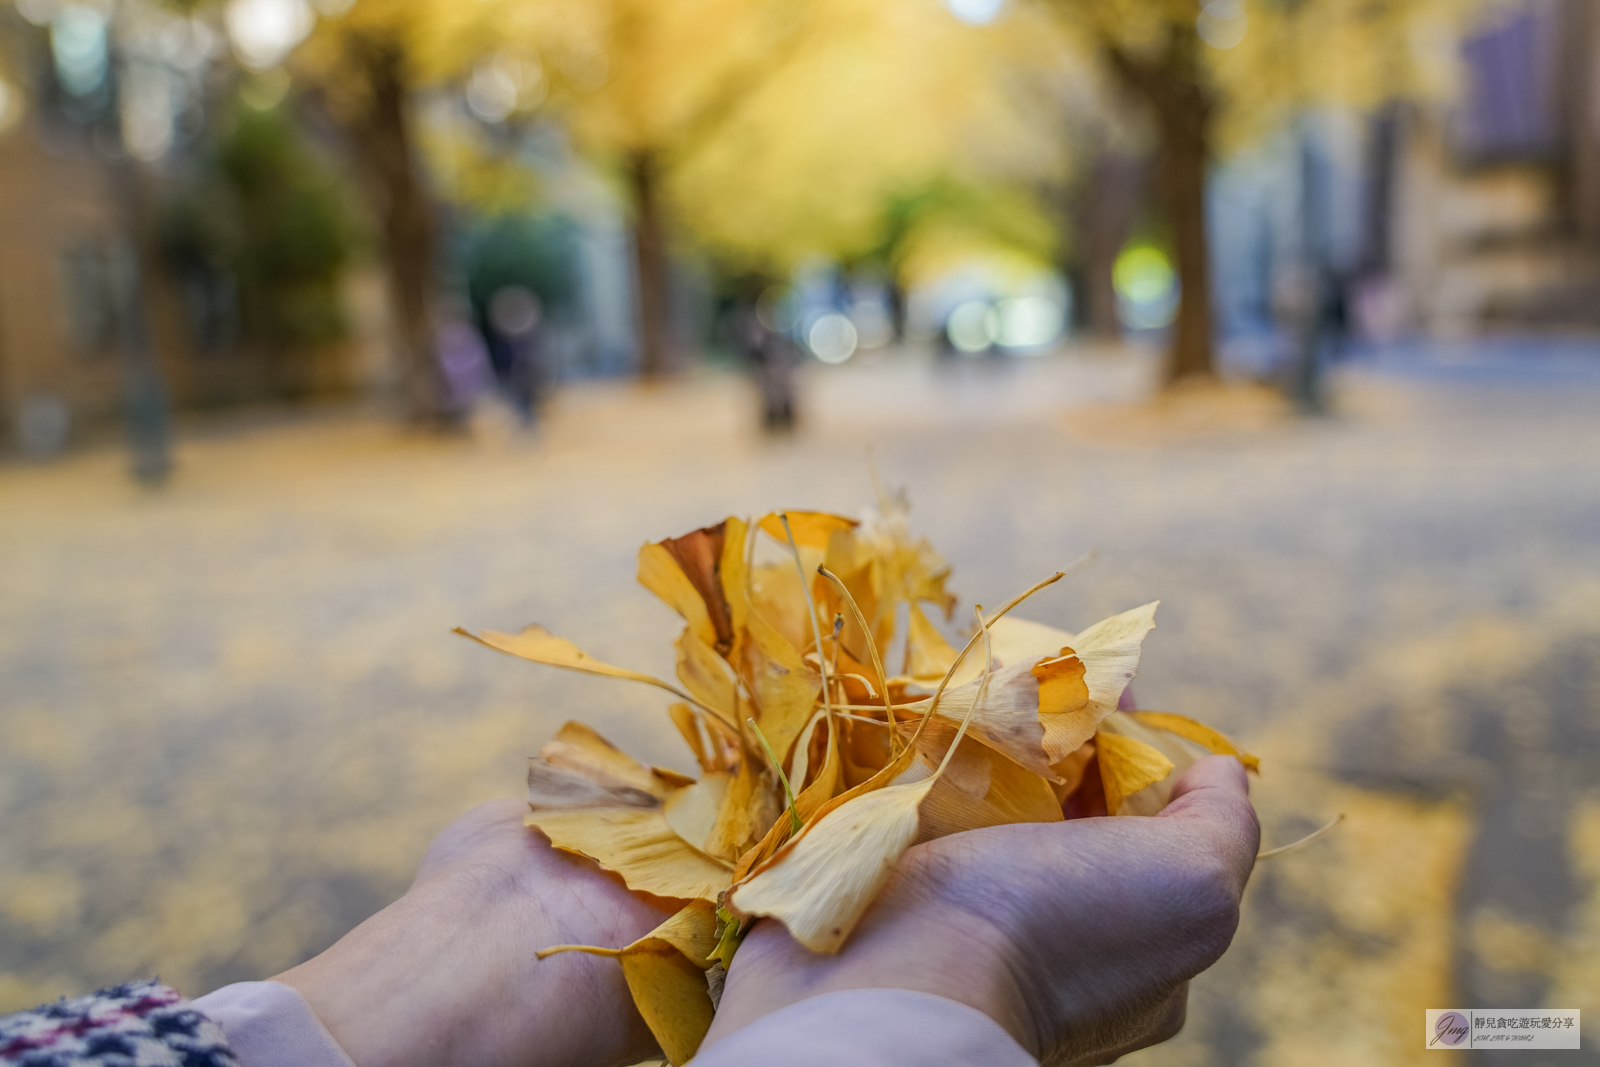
984, 615, 1075, 667
758, 510, 858, 548
538, 900, 719, 1066
663, 770, 731, 855
545, 721, 666, 792
1128, 710, 1260, 772
906, 601, 959, 686
676, 629, 740, 728
1095, 729, 1175, 816
1072, 601, 1158, 722
526, 807, 733, 901
457, 625, 697, 707
729, 776, 935, 953
719, 516, 751, 639
739, 607, 821, 766
899, 660, 1058, 779
703, 758, 781, 863
898, 719, 1063, 842
668, 703, 716, 774
734, 711, 843, 879
1029, 601, 1160, 763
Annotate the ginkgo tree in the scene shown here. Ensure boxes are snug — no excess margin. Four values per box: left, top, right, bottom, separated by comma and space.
1036, 0, 1476, 385
556, 0, 1064, 373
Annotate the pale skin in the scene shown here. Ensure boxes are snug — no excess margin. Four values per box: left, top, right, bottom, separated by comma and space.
277, 755, 1258, 1067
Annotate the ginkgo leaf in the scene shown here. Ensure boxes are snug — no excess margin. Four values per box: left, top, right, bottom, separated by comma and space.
540, 721, 674, 800
758, 510, 858, 548
1094, 729, 1175, 816
730, 776, 935, 953
1029, 601, 1160, 763
663, 771, 731, 855
526, 807, 733, 901
538, 900, 719, 1066
897, 719, 1062, 842
1072, 601, 1158, 724
1095, 712, 1208, 816
639, 541, 720, 652
734, 711, 843, 879
676, 629, 740, 728
906, 601, 959, 685
657, 522, 737, 653
703, 758, 780, 862
527, 759, 661, 810
1128, 710, 1260, 772
897, 660, 1058, 780
1049, 741, 1096, 805
457, 625, 697, 707
719, 516, 751, 639
984, 615, 1075, 667
739, 607, 821, 766
668, 702, 716, 774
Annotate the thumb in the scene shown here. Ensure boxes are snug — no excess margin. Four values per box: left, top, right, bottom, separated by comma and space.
1159, 755, 1260, 894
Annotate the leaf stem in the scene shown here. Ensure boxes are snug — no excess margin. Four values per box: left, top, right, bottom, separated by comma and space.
779, 513, 834, 728
818, 565, 897, 751
1257, 813, 1344, 859
749, 717, 803, 835
934, 604, 992, 778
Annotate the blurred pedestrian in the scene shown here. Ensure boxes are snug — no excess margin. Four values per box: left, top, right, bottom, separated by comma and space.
484, 285, 548, 424
737, 301, 798, 432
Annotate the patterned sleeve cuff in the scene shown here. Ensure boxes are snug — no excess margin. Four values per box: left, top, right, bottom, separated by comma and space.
0, 978, 239, 1067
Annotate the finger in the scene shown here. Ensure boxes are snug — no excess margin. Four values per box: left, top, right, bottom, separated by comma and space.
1159, 755, 1260, 892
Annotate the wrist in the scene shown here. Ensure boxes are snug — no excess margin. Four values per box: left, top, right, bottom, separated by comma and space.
275, 865, 651, 1067
706, 904, 1032, 1054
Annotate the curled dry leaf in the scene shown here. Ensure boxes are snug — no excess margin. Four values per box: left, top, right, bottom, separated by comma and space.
460, 493, 1269, 1060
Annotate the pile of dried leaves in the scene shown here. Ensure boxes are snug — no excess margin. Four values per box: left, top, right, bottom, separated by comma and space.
458, 500, 1258, 1064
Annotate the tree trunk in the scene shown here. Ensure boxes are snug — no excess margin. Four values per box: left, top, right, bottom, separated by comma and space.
628, 152, 672, 379
1075, 151, 1145, 338
343, 36, 447, 423
1107, 24, 1217, 385
1157, 108, 1214, 382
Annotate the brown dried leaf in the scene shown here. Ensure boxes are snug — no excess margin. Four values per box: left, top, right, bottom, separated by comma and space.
658, 522, 735, 654
638, 542, 719, 652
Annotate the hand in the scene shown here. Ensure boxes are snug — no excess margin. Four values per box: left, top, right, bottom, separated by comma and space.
706, 755, 1260, 1066
274, 799, 674, 1067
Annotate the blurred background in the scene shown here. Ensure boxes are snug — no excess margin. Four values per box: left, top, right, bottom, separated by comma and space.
1, 0, 1599, 1061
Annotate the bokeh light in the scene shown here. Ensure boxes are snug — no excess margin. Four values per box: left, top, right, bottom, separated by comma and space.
807, 312, 858, 363
1114, 244, 1179, 330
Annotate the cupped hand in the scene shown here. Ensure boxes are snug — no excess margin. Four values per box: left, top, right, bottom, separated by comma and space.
275, 798, 674, 1067
707, 755, 1260, 1066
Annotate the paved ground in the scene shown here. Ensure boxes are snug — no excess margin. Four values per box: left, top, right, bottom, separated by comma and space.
2, 342, 1598, 1065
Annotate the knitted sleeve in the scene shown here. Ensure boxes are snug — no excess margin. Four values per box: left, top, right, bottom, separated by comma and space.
0, 978, 239, 1067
